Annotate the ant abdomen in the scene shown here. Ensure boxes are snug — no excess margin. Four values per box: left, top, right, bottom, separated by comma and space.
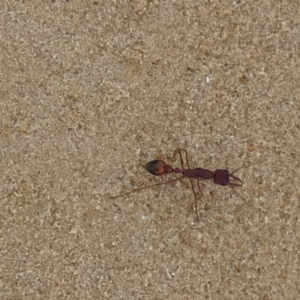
145, 160, 173, 176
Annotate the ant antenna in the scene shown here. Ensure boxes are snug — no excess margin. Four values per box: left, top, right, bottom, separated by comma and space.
231, 158, 266, 175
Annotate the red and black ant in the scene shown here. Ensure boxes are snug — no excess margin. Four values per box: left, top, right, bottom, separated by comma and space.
112, 149, 260, 220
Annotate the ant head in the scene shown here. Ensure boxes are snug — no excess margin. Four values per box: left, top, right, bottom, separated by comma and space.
214, 169, 244, 187
214, 169, 230, 186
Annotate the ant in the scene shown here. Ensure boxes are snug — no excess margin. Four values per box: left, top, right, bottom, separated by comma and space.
112, 149, 259, 221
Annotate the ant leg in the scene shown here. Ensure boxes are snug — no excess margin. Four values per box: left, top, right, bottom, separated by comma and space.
189, 179, 203, 221
181, 148, 191, 169
173, 149, 185, 169
173, 148, 191, 170
111, 176, 185, 199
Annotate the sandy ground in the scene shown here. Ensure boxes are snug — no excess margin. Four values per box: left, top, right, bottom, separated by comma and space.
1, 1, 300, 299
